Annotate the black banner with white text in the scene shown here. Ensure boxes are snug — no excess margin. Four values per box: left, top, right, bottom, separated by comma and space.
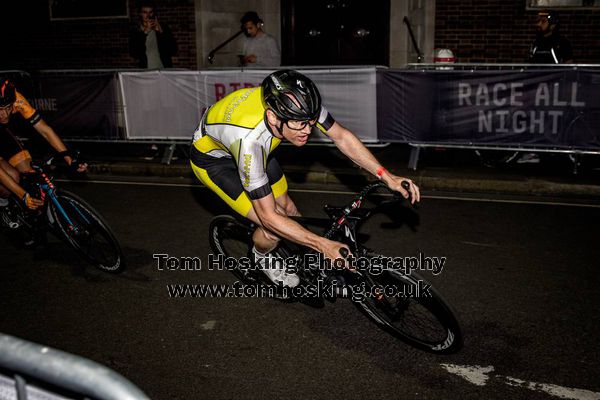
32, 72, 120, 139
378, 69, 600, 149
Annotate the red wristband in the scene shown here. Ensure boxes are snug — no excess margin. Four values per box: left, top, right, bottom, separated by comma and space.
376, 166, 387, 179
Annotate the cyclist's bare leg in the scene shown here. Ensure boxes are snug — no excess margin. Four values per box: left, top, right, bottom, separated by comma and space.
0, 159, 20, 198
246, 190, 300, 253
246, 207, 280, 254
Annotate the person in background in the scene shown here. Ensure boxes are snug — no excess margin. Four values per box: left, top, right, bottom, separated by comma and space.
518, 10, 573, 164
239, 11, 281, 67
129, 1, 177, 69
530, 10, 573, 64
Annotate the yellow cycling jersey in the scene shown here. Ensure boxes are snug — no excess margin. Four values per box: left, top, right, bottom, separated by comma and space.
191, 87, 335, 198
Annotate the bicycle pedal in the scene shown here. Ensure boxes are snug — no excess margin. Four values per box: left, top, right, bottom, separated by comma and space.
1, 211, 20, 229
6, 221, 20, 229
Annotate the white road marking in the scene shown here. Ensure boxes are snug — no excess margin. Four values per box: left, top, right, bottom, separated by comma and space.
55, 179, 600, 208
461, 241, 502, 248
200, 320, 217, 330
56, 178, 194, 188
424, 194, 600, 209
440, 364, 494, 386
442, 364, 600, 400
505, 377, 600, 400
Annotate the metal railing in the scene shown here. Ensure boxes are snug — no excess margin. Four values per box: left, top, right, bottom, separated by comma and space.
0, 333, 150, 400
406, 63, 600, 70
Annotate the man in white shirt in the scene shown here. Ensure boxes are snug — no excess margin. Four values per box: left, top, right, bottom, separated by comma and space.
240, 11, 281, 67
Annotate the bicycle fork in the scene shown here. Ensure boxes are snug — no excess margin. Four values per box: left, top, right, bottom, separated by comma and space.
43, 185, 82, 235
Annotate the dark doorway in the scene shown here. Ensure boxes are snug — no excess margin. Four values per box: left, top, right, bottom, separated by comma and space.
281, 0, 390, 66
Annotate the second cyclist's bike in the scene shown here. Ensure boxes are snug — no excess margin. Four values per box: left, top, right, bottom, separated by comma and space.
1, 156, 125, 273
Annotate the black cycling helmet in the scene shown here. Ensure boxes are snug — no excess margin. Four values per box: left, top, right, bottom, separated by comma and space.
262, 70, 321, 121
0, 79, 16, 108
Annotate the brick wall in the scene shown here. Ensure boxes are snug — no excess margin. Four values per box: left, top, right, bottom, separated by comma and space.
4, 1, 599, 71
435, 0, 600, 63
2, 0, 197, 71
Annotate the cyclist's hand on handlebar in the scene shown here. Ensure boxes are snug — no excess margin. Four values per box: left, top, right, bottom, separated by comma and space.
22, 193, 43, 210
384, 174, 420, 204
320, 238, 354, 270
65, 156, 88, 173
73, 161, 88, 173
60, 151, 88, 173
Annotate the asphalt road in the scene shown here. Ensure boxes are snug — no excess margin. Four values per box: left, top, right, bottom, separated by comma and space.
1, 179, 599, 400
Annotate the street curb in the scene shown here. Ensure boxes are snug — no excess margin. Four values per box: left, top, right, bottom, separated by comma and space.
87, 161, 600, 199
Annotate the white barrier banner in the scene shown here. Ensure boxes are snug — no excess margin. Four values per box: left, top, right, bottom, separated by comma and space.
119, 68, 378, 142
119, 71, 204, 140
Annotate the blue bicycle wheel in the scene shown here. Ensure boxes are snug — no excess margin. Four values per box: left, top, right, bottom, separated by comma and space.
48, 190, 124, 273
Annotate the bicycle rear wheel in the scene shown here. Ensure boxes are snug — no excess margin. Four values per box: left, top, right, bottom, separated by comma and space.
209, 215, 319, 302
209, 215, 261, 284
48, 190, 125, 273
353, 268, 463, 354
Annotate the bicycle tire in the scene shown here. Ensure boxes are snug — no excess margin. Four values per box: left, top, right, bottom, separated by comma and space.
209, 215, 305, 303
209, 215, 261, 284
47, 190, 125, 273
353, 267, 463, 354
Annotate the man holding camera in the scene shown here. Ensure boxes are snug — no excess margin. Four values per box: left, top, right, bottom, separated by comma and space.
129, 1, 177, 69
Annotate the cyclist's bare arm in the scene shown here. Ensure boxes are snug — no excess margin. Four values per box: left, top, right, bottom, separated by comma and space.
32, 120, 87, 172
251, 193, 348, 261
0, 161, 42, 209
326, 121, 420, 203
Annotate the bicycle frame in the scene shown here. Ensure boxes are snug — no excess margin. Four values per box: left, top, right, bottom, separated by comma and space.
284, 181, 400, 282
26, 165, 86, 235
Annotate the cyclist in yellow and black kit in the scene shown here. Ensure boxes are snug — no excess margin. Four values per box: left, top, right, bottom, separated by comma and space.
0, 78, 86, 226
191, 70, 420, 287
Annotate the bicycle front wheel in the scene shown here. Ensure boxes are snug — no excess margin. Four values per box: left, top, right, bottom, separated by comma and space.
48, 190, 125, 273
353, 268, 463, 354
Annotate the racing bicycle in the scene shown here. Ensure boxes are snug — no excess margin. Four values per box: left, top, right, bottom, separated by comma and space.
1, 156, 125, 273
209, 181, 463, 354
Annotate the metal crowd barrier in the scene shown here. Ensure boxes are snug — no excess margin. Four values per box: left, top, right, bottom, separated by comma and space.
0, 333, 150, 400
406, 63, 600, 70
3, 65, 600, 168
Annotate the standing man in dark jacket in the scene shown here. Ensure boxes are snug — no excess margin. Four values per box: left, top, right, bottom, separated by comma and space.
129, 1, 177, 69
530, 10, 573, 64
516, 10, 574, 164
